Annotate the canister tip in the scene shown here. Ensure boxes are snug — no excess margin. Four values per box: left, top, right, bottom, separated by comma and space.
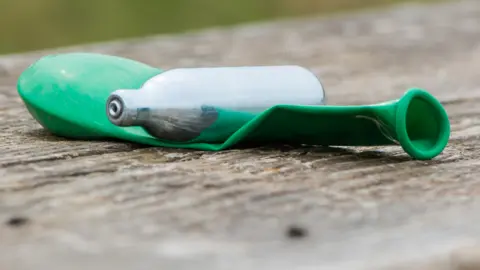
106, 95, 126, 125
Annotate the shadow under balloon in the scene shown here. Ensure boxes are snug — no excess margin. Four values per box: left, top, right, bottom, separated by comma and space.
234, 141, 414, 163
24, 128, 418, 164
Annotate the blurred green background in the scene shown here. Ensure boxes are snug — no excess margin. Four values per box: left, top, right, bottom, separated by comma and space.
0, 0, 441, 55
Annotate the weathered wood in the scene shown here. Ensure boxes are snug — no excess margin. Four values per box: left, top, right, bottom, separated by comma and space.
1, 0, 480, 269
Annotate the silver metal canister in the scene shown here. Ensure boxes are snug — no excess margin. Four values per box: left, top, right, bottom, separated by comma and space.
106, 65, 326, 142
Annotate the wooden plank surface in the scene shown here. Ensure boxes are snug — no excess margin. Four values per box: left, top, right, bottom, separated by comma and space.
1, 0, 480, 269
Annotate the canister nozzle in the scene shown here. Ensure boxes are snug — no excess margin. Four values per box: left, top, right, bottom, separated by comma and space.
106, 90, 140, 126
107, 95, 123, 120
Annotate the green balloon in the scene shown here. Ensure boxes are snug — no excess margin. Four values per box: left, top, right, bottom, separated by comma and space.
17, 53, 450, 160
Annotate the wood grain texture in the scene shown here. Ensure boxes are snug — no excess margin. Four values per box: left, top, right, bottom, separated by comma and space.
1, 1, 480, 269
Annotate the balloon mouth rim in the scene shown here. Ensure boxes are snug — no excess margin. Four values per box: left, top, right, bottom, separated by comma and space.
395, 88, 451, 160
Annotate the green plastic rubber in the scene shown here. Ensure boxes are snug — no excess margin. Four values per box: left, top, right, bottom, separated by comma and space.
17, 53, 451, 160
